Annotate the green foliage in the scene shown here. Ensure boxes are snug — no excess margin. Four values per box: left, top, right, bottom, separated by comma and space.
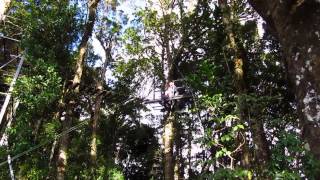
12, 0, 82, 75
201, 168, 252, 180
14, 59, 61, 110
266, 130, 320, 179
19, 163, 48, 180
43, 121, 60, 139
199, 92, 244, 163
3, 58, 62, 178
107, 168, 125, 180
0, 0, 318, 179
137, 9, 158, 32
122, 27, 143, 55
0, 1, 82, 179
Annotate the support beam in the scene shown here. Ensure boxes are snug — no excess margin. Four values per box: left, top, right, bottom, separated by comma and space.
0, 56, 23, 126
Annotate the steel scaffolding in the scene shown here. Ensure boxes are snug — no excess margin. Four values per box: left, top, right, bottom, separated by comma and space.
0, 36, 22, 139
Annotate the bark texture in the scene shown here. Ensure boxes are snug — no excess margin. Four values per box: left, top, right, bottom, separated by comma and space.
56, 0, 101, 179
249, 0, 320, 169
164, 114, 174, 180
174, 123, 184, 180
90, 91, 102, 165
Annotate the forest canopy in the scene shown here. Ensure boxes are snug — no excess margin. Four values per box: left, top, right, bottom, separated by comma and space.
0, 0, 320, 179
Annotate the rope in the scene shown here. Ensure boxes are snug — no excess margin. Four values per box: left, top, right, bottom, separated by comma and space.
0, 119, 89, 167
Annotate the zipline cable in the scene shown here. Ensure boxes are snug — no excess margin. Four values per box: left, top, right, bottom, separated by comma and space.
0, 35, 20, 42
0, 119, 89, 167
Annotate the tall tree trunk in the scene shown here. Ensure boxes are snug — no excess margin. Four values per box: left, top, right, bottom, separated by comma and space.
161, 2, 176, 178
90, 41, 110, 169
248, 0, 320, 175
89, 85, 103, 173
0, 0, 11, 22
164, 113, 175, 180
251, 117, 270, 167
219, 0, 270, 169
187, 117, 192, 178
56, 0, 100, 179
163, 48, 175, 179
174, 122, 184, 180
163, 48, 175, 180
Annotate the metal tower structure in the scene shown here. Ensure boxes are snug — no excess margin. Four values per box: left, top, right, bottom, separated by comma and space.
143, 79, 193, 113
0, 35, 23, 142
